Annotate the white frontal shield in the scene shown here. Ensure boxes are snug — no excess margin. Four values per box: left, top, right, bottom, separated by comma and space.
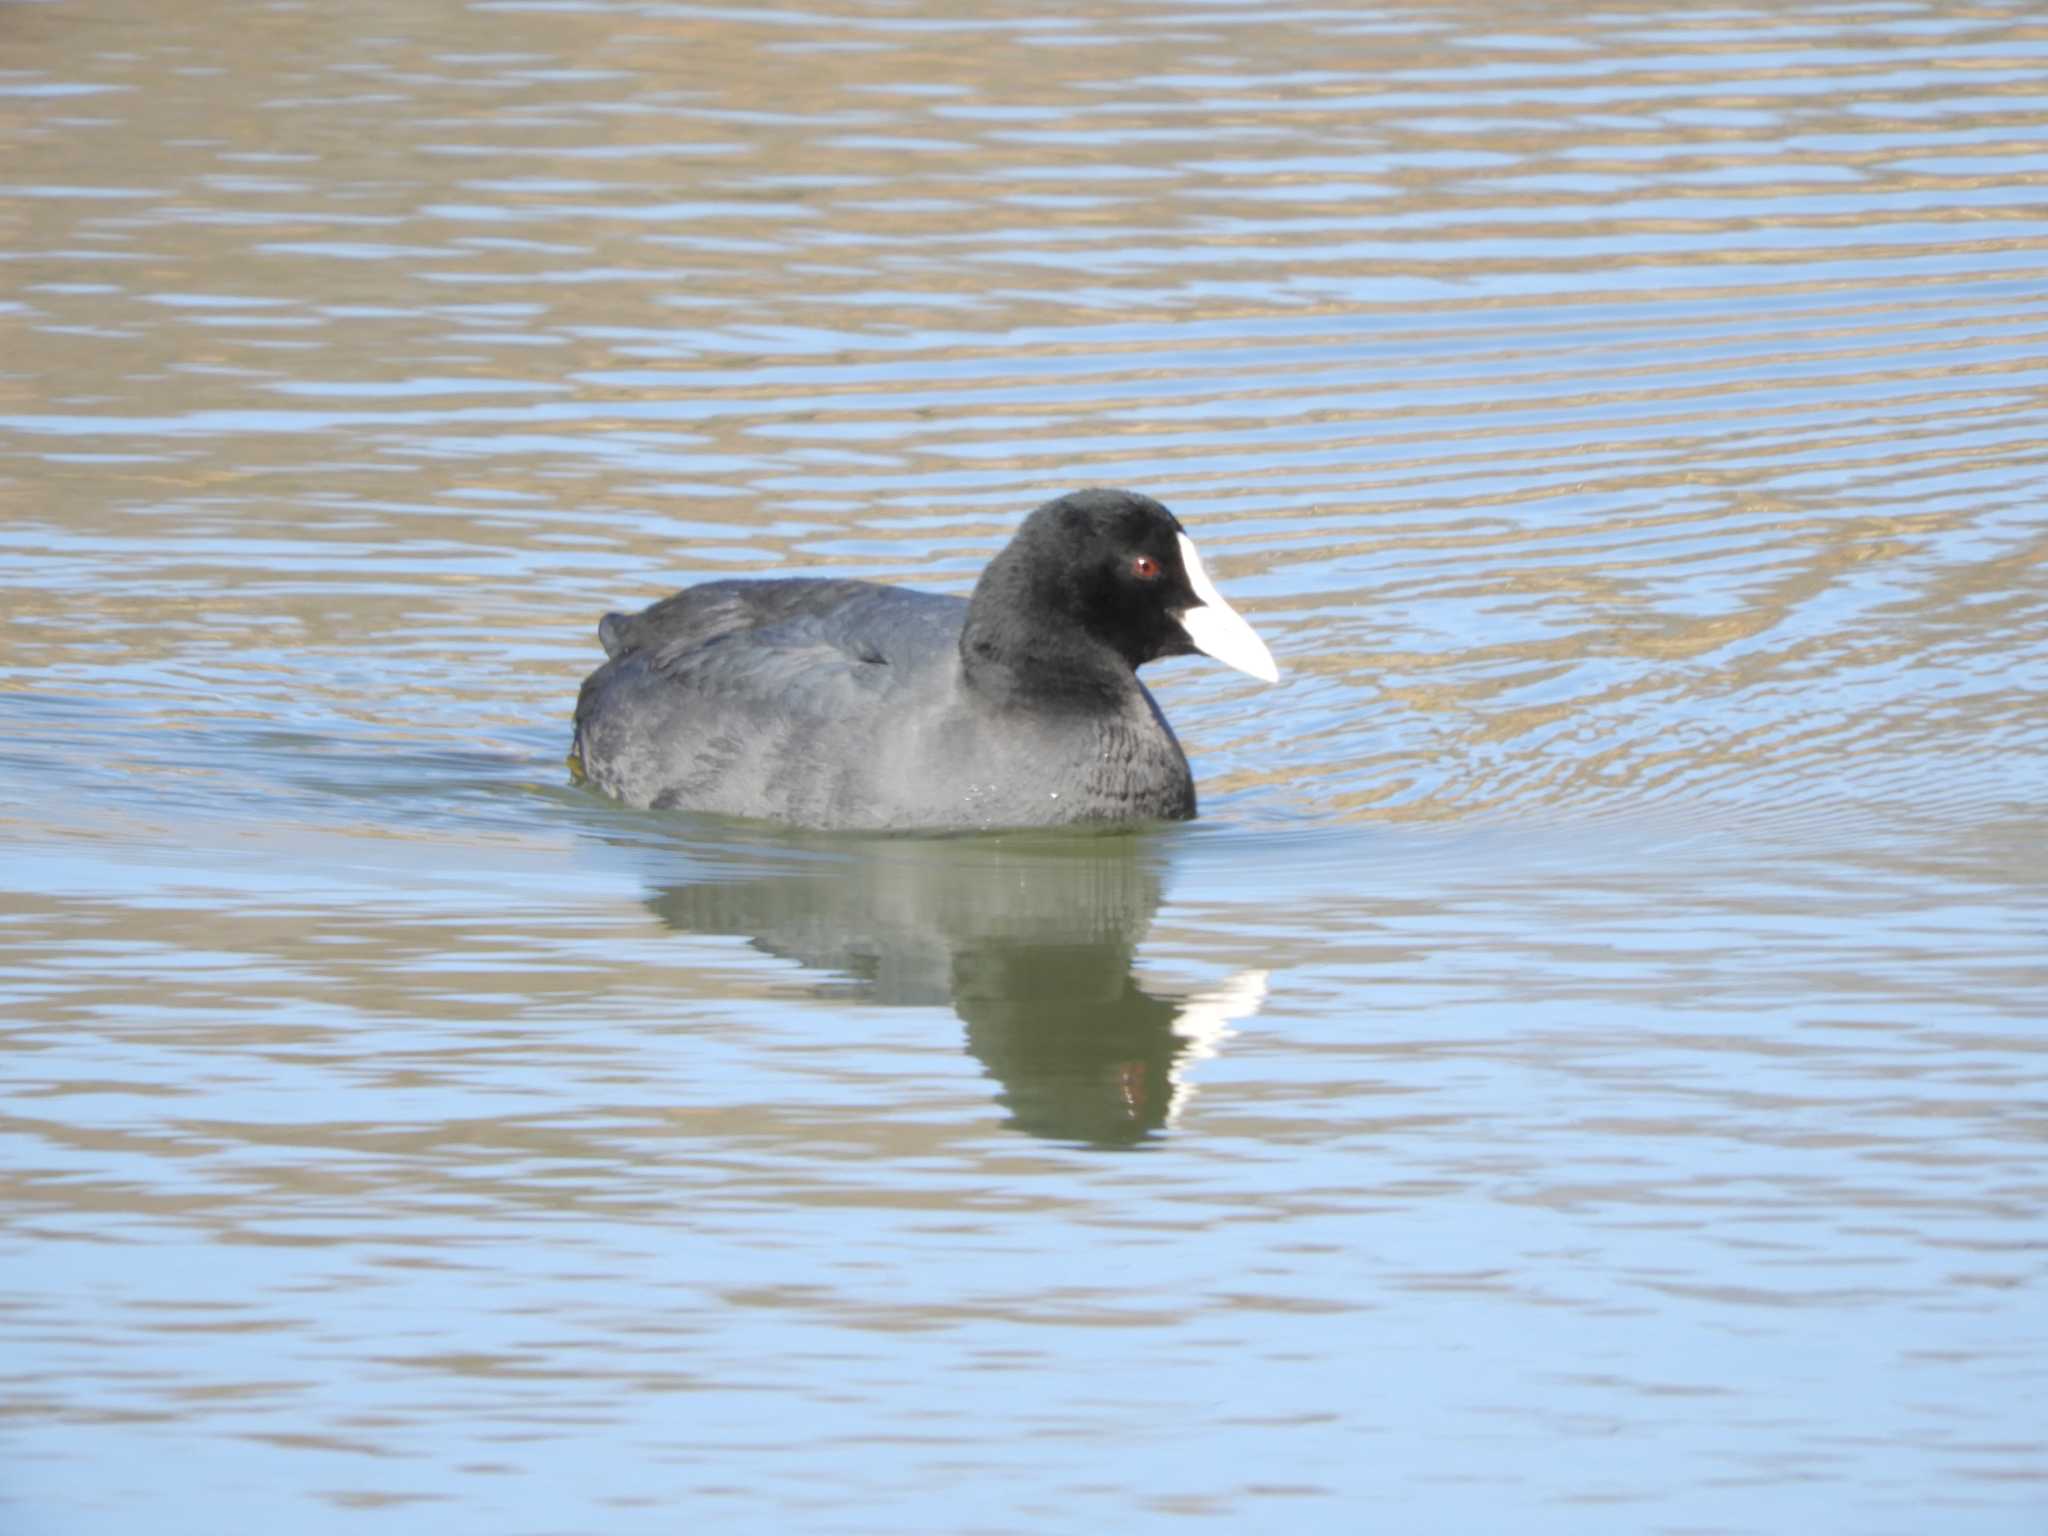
1173, 532, 1279, 684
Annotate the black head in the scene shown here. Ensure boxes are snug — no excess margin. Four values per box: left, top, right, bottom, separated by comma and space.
961, 488, 1277, 702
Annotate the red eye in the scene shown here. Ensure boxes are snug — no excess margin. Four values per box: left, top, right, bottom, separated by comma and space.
1131, 554, 1160, 580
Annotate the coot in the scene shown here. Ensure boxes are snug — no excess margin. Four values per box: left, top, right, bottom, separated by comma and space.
571, 488, 1278, 831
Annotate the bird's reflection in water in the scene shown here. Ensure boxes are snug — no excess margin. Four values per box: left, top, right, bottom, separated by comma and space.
639, 829, 1266, 1147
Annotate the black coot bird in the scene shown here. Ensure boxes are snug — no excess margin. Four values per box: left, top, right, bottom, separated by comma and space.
571, 488, 1278, 831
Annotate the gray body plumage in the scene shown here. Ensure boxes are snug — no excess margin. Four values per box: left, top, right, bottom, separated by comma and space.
572, 577, 1195, 831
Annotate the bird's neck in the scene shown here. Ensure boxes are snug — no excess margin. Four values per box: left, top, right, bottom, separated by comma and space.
959, 552, 1135, 711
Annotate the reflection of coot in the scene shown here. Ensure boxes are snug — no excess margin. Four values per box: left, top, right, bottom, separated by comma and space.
644, 833, 1264, 1147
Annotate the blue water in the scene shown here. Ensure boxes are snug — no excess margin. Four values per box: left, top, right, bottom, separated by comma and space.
4, 1, 2046, 1531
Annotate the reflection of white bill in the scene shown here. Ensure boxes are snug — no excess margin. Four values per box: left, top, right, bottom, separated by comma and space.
1164, 968, 1270, 1126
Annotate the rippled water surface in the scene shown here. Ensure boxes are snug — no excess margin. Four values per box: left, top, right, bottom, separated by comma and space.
4, 1, 2046, 1531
